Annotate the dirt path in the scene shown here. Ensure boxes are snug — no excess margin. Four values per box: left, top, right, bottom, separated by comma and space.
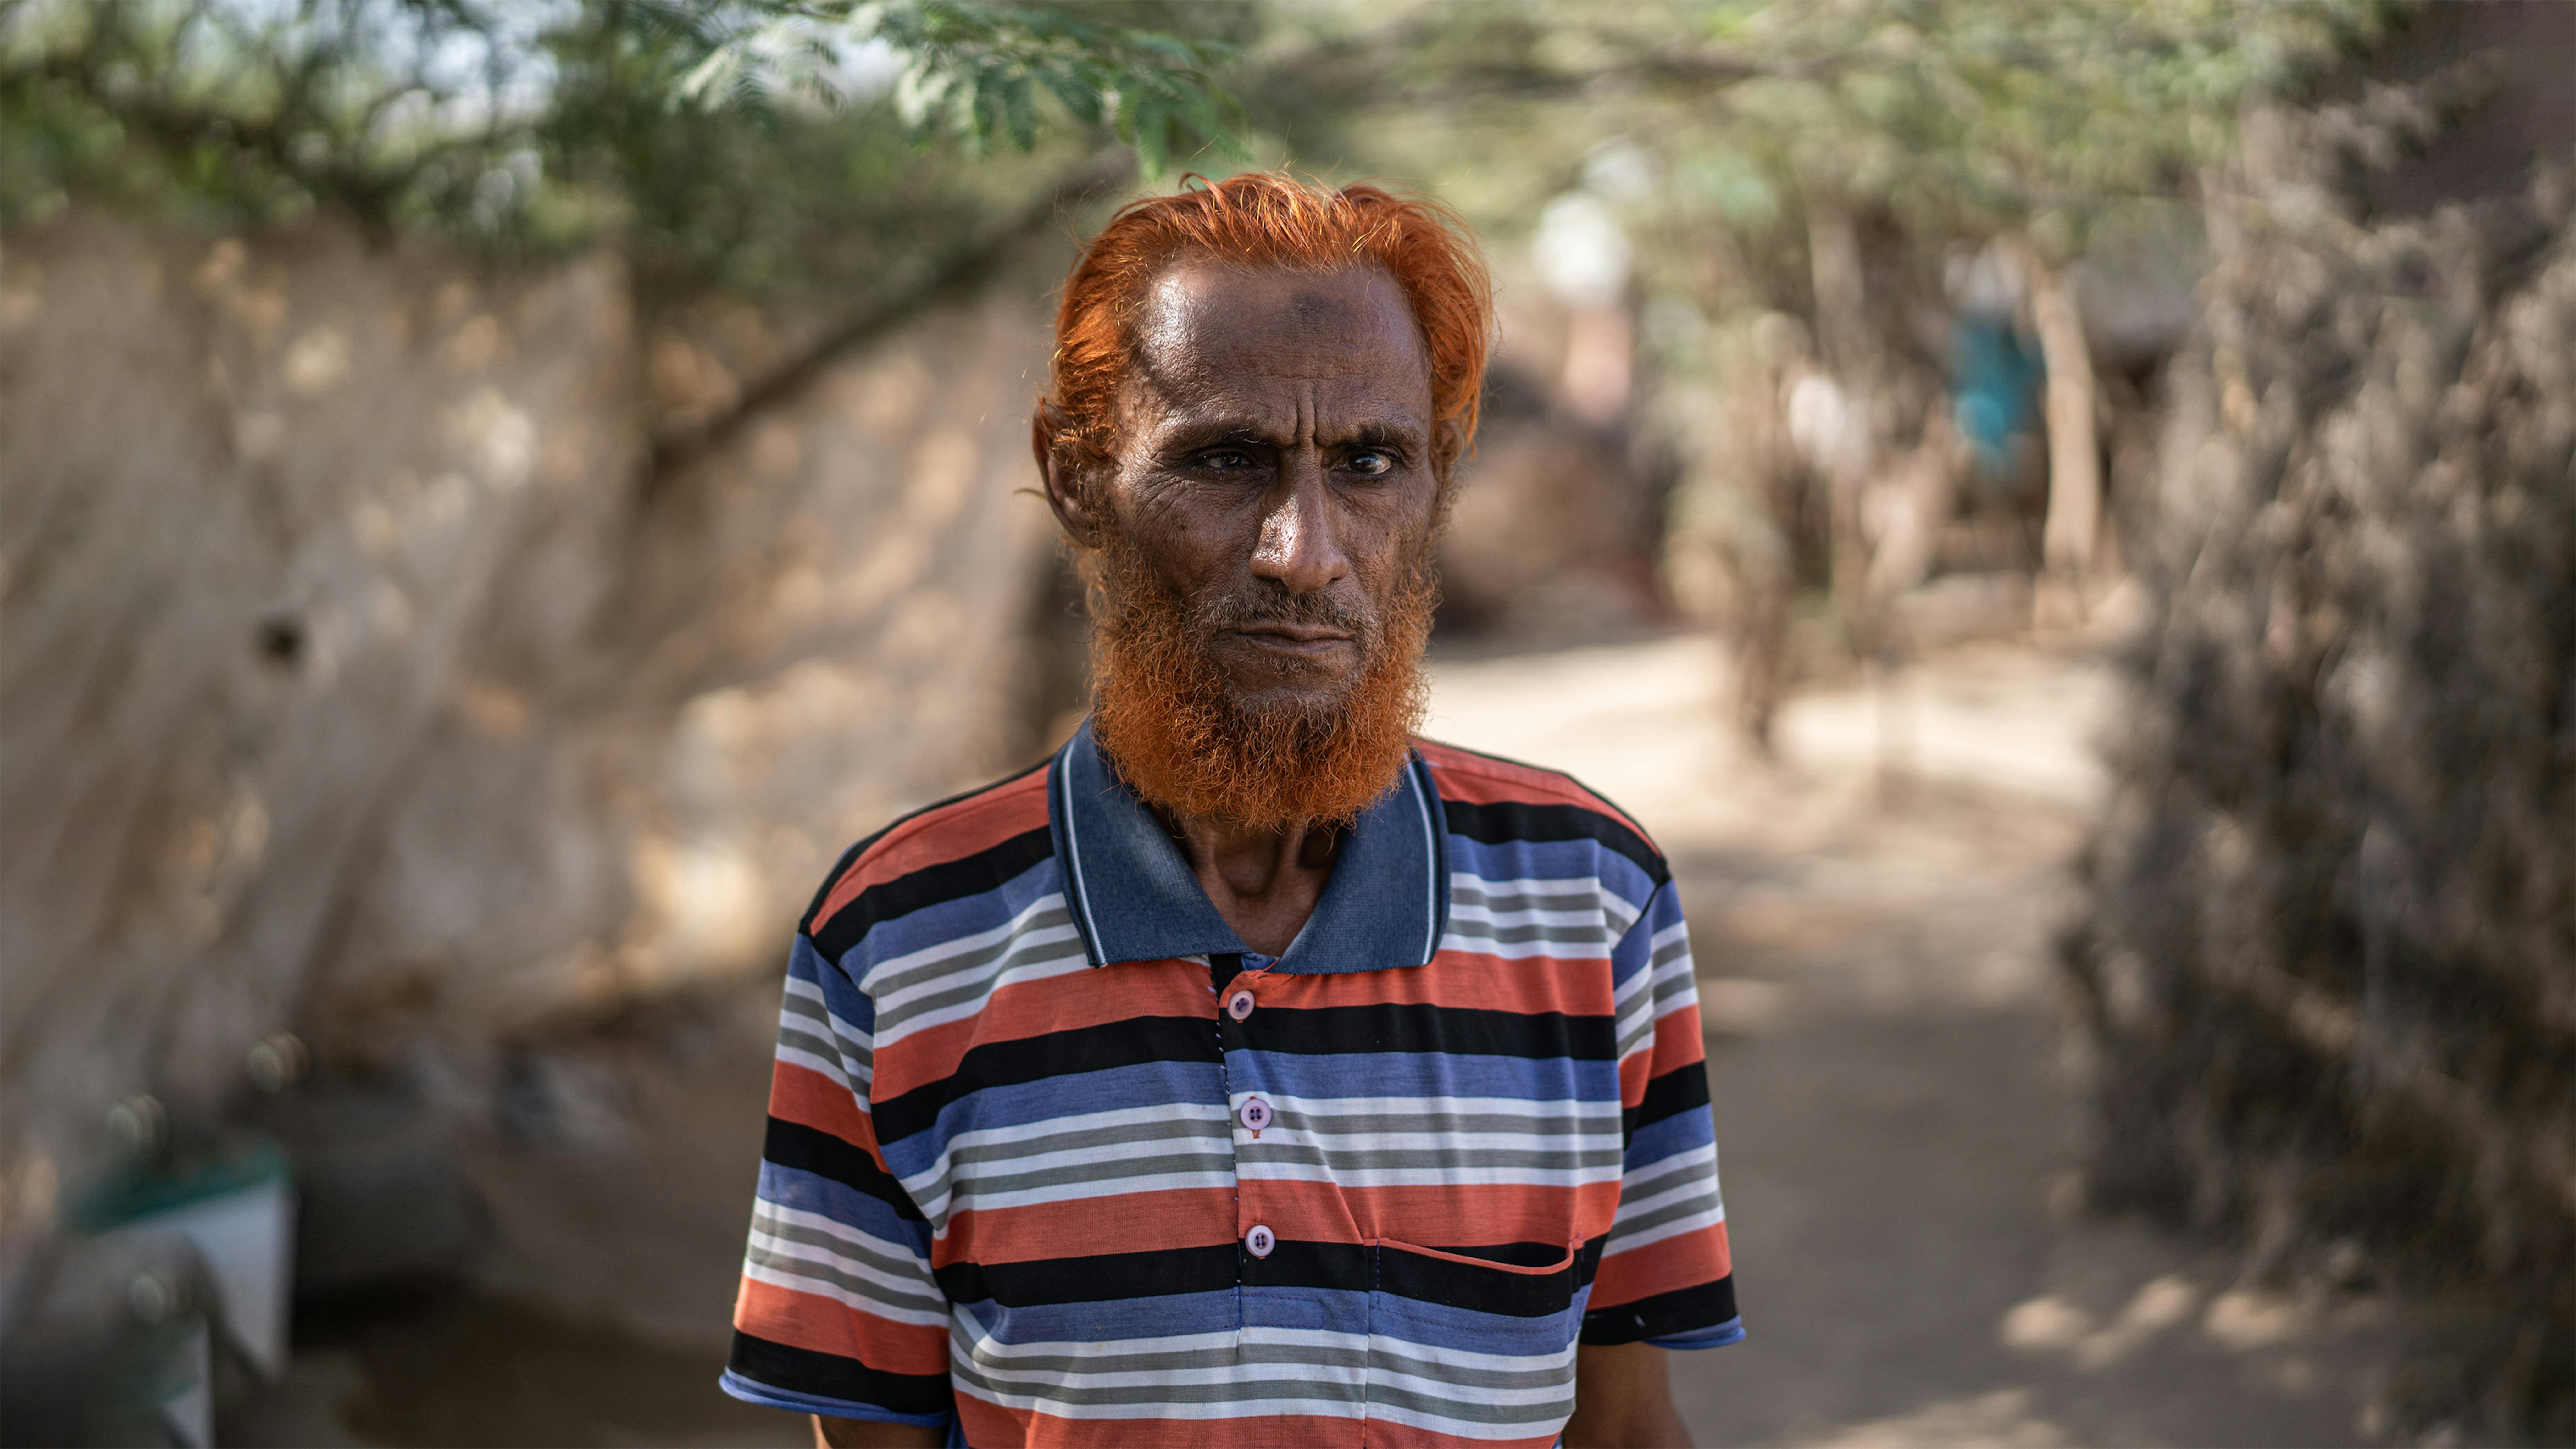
1427, 632, 2397, 1448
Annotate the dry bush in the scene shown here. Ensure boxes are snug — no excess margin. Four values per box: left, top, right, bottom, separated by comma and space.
2063, 67, 2576, 1440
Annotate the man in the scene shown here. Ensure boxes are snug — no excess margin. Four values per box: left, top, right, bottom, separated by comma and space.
720, 174, 1740, 1448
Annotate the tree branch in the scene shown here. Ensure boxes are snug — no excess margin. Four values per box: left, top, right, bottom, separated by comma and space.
637, 145, 1137, 498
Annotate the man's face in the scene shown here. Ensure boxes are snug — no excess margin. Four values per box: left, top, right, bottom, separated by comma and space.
1097, 260, 1439, 716
1041, 260, 1443, 829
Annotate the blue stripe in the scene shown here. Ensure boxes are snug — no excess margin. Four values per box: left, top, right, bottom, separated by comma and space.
1646, 1315, 1745, 1350
1366, 1284, 1594, 1357
758, 1161, 934, 1256
954, 1287, 1253, 1343
1446, 834, 1658, 914
1621, 1102, 1716, 1174
719, 1370, 952, 1426
845, 856, 1068, 977
877, 1059, 1228, 1174
1225, 1049, 1622, 1104
793, 934, 877, 1035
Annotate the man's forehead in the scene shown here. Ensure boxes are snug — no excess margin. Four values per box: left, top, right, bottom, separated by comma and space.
1131, 261, 1430, 385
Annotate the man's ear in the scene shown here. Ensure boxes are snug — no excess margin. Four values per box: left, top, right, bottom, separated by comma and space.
1032, 410, 1103, 547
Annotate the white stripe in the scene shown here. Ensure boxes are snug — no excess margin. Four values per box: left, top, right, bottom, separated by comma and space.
871, 936, 1091, 1047
1242, 1093, 1623, 1121
870, 892, 1077, 1002
923, 1169, 1241, 1219
1414, 758, 1439, 963
1238, 1162, 1619, 1188
1055, 737, 1105, 967
740, 1259, 948, 1326
1599, 1203, 1728, 1256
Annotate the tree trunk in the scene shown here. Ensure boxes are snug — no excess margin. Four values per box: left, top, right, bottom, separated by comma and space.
2018, 240, 2102, 588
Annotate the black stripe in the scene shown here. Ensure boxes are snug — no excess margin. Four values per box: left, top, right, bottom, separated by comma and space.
872, 1016, 1223, 1145
728, 1329, 953, 1417
798, 837, 872, 936
800, 758, 1052, 929
1441, 798, 1668, 887
1376, 1236, 1603, 1318
1579, 1274, 1739, 1346
1624, 1061, 1713, 1142
1241, 1239, 1373, 1295
1238, 1002, 1618, 1061
762, 1118, 924, 1222
809, 825, 1055, 965
937, 1242, 1241, 1307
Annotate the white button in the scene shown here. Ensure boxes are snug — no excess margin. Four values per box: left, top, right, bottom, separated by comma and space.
1245, 1224, 1275, 1258
1225, 990, 1255, 1021
1238, 1097, 1273, 1132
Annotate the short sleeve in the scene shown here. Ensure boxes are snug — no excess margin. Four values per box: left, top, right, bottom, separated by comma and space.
721, 930, 955, 1424
1580, 880, 1744, 1347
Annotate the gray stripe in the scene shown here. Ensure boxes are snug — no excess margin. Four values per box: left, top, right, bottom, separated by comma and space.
1238, 1142, 1620, 1174
947, 1150, 1239, 1202
1605, 1189, 1722, 1249
950, 1363, 1369, 1409
1449, 884, 1607, 914
1265, 1109, 1609, 1139
946, 1117, 1226, 1169
1614, 1007, 1655, 1059
1362, 1377, 1574, 1426
777, 994, 869, 1064
1442, 920, 1616, 950
1362, 1345, 1575, 1394
873, 925, 1085, 1028
956, 1339, 1367, 1379
869, 902, 1076, 999
1608, 1154, 1711, 1208
745, 1241, 945, 1316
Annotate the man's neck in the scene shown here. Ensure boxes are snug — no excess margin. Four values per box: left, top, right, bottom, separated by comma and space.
1162, 812, 1339, 958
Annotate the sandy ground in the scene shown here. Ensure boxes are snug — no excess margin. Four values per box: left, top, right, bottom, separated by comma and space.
231, 631, 2399, 1447
1428, 633, 2398, 1448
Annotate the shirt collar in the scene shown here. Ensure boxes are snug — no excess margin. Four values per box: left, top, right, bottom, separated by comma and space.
1047, 719, 1449, 974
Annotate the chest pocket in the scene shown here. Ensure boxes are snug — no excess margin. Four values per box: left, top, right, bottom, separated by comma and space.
1362, 1238, 1587, 1444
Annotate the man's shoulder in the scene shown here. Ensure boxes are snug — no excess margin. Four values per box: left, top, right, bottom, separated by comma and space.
798, 757, 1056, 940
1413, 738, 1667, 878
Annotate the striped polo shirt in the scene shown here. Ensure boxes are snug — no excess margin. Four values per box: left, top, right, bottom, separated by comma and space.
723, 723, 1740, 1446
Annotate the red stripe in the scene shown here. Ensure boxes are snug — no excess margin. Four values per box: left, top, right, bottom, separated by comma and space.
1364, 1419, 1564, 1449
1650, 1002, 1707, 1072
872, 952, 1619, 1103
811, 771, 1050, 930
957, 1399, 1366, 1448
1415, 740, 1654, 844
732, 1276, 947, 1374
935, 1186, 1240, 1269
1619, 1048, 1653, 1107
768, 1060, 885, 1170
1237, 1177, 1623, 1250
1587, 1222, 1733, 1309
870, 960, 1208, 1099
1262, 951, 1616, 1017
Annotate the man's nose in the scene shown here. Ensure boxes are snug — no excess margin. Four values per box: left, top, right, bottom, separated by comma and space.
1249, 452, 1350, 596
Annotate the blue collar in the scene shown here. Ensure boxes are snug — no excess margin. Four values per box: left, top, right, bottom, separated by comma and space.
1046, 720, 1450, 974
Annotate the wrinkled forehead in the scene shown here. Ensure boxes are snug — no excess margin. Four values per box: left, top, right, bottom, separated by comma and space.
1122, 260, 1433, 416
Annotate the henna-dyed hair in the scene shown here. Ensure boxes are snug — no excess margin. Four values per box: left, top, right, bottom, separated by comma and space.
1036, 172, 1495, 492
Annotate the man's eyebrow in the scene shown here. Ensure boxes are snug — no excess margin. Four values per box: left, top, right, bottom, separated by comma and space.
1155, 415, 1426, 450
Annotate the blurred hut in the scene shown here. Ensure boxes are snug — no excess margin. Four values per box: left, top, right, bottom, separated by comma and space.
2062, 5, 2576, 1438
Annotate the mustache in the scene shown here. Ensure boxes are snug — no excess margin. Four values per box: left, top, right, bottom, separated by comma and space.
1195, 584, 1376, 639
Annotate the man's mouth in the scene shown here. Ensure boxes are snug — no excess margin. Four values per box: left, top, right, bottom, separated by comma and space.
1230, 623, 1356, 659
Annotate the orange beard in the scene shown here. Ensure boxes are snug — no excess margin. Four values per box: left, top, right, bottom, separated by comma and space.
1083, 537, 1434, 833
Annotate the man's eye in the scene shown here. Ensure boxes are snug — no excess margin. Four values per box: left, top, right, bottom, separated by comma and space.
1347, 451, 1395, 477
1200, 449, 1254, 471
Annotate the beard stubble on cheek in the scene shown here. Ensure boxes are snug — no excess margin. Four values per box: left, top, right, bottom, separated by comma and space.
1082, 530, 1436, 833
